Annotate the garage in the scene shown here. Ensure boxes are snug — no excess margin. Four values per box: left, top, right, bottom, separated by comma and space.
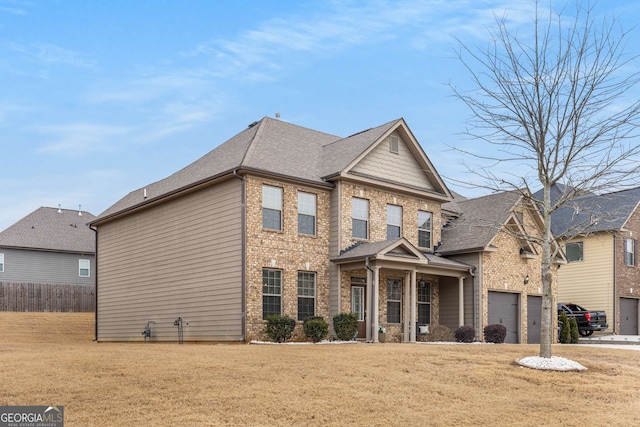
620, 298, 639, 335
527, 295, 542, 344
488, 291, 519, 343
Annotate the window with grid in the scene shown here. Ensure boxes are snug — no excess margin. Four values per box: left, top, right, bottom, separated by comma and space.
387, 278, 402, 324
352, 197, 369, 239
387, 204, 402, 239
262, 269, 282, 319
262, 185, 283, 231
297, 271, 316, 321
624, 238, 637, 266
0, 253, 4, 272
79, 259, 90, 277
565, 241, 583, 262
418, 281, 431, 325
418, 211, 432, 249
298, 192, 316, 235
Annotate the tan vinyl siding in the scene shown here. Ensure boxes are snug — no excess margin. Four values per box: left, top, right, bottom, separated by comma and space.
97, 178, 243, 342
558, 233, 614, 316
351, 132, 434, 191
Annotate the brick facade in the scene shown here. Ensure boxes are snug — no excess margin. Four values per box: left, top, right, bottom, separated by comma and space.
244, 176, 332, 341
614, 206, 640, 332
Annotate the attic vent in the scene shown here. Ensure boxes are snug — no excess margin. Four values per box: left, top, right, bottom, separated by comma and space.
389, 135, 399, 154
248, 121, 259, 128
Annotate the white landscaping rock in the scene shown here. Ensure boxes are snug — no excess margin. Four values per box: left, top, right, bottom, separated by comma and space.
515, 356, 587, 371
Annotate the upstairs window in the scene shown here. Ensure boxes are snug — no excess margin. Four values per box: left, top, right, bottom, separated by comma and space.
262, 185, 283, 231
418, 280, 431, 325
262, 269, 282, 319
624, 238, 637, 266
387, 278, 402, 324
79, 259, 90, 277
352, 197, 369, 239
386, 204, 402, 239
418, 211, 432, 249
297, 271, 316, 321
0, 253, 4, 272
298, 192, 316, 235
565, 241, 583, 262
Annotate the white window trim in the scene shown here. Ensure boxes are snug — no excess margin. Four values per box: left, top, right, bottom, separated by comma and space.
352, 197, 369, 240
79, 259, 90, 277
298, 191, 317, 236
0, 253, 4, 272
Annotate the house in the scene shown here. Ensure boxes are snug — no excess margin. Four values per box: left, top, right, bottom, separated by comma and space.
438, 191, 562, 343
546, 186, 640, 335
90, 117, 550, 343
0, 206, 96, 312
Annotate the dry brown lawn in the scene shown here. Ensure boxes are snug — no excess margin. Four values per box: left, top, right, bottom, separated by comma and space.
1, 313, 638, 426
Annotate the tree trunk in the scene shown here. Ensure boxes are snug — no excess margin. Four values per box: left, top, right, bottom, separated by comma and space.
539, 183, 553, 358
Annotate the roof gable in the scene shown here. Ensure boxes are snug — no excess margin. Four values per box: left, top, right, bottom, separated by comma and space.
95, 117, 451, 223
0, 207, 96, 253
332, 238, 427, 263
322, 119, 450, 199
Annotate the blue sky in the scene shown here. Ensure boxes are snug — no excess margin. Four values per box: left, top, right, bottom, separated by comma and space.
1, 0, 639, 230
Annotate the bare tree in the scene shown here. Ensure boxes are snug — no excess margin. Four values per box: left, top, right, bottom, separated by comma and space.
450, 1, 640, 358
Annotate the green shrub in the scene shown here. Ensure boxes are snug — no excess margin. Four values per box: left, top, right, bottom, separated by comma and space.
332, 312, 358, 341
569, 316, 579, 344
454, 325, 476, 343
303, 316, 329, 343
559, 311, 571, 344
425, 324, 455, 342
265, 314, 296, 343
483, 324, 507, 343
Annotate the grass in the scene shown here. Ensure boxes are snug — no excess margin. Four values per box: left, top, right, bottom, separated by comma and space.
1, 313, 639, 426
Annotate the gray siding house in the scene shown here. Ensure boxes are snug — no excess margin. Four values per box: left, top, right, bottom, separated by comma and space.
0, 207, 96, 311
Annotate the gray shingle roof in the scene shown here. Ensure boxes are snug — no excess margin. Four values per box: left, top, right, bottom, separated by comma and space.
95, 117, 445, 223
0, 207, 96, 253
548, 187, 640, 237
439, 191, 522, 254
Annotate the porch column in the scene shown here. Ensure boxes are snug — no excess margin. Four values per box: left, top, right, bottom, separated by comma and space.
403, 272, 411, 342
410, 270, 417, 342
458, 276, 465, 327
372, 267, 380, 343
366, 268, 373, 342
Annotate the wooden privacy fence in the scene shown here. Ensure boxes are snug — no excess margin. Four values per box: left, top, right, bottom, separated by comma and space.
0, 282, 95, 312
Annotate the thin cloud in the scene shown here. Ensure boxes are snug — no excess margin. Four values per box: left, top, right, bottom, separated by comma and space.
9, 42, 98, 70
185, 0, 535, 80
35, 123, 132, 154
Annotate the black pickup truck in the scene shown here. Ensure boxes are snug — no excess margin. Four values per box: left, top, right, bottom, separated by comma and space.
557, 303, 608, 336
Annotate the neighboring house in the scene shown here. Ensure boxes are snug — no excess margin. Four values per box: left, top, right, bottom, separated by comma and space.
546, 186, 640, 335
438, 191, 562, 343
90, 117, 551, 343
0, 207, 96, 311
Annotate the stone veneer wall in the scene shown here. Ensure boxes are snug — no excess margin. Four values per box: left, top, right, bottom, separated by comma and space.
338, 182, 443, 251
244, 176, 331, 341
480, 204, 558, 343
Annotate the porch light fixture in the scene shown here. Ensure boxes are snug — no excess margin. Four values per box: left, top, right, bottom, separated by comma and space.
524, 275, 530, 285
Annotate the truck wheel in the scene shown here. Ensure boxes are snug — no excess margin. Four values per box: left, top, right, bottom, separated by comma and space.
579, 330, 593, 337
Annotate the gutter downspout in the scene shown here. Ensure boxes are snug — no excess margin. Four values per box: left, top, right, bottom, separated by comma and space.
233, 169, 247, 342
90, 225, 98, 341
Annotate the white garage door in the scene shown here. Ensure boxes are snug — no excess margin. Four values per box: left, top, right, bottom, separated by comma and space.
488, 291, 519, 343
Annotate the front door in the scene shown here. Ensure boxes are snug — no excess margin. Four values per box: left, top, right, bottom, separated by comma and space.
351, 285, 366, 339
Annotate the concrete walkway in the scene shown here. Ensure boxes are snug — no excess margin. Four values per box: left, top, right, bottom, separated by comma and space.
578, 334, 640, 346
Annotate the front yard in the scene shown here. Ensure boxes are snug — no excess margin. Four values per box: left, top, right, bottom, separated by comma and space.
0, 313, 638, 426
